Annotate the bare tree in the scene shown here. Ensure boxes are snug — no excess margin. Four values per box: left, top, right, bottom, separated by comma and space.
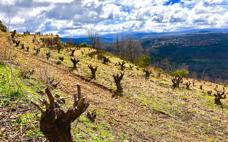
87, 30, 100, 49
114, 34, 121, 56
119, 38, 144, 63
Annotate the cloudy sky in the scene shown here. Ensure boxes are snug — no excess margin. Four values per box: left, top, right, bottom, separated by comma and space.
0, 0, 228, 37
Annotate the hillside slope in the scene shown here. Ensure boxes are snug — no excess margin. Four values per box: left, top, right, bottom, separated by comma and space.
0, 32, 228, 142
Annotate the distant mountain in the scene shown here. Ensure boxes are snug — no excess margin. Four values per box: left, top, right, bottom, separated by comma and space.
61, 28, 228, 44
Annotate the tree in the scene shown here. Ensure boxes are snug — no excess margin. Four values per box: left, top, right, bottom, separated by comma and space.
79, 42, 89, 47
0, 20, 7, 32
171, 69, 189, 88
119, 38, 144, 63
114, 34, 121, 56
87, 30, 100, 49
32, 85, 89, 142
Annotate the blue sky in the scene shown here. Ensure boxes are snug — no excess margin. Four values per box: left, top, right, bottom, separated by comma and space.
0, 0, 228, 37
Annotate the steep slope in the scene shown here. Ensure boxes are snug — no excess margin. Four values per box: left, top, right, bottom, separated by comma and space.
0, 32, 228, 142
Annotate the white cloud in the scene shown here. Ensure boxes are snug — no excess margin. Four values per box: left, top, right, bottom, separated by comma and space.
34, 0, 74, 3
0, 0, 228, 36
0, 0, 16, 5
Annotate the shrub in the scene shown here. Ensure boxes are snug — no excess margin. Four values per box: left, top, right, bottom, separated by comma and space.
170, 69, 189, 88
137, 55, 151, 67
56, 60, 62, 65
79, 42, 89, 47
1, 91, 24, 106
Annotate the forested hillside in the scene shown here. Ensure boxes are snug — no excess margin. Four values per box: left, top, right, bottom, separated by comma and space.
142, 33, 228, 83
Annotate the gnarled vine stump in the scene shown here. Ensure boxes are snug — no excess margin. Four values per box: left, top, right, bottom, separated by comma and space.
71, 57, 80, 69
113, 73, 124, 96
88, 64, 98, 80
118, 61, 125, 71
33, 85, 89, 142
143, 69, 151, 80
185, 81, 191, 90
214, 88, 226, 108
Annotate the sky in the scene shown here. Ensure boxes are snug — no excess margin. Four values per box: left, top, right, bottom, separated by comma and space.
0, 0, 228, 37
